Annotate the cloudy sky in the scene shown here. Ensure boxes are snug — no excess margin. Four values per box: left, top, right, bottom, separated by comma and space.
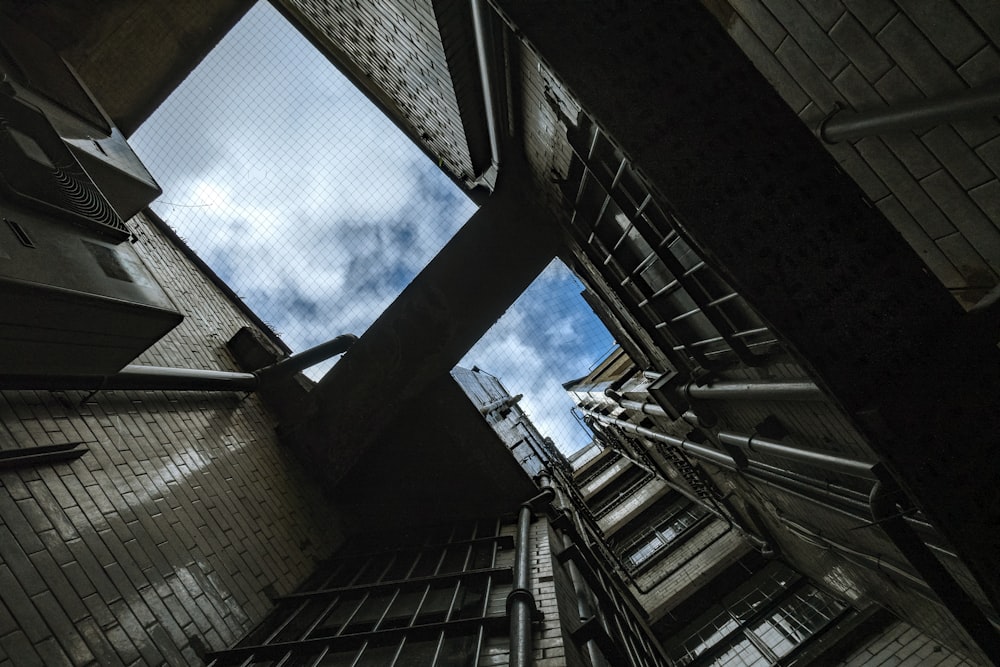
131, 1, 614, 452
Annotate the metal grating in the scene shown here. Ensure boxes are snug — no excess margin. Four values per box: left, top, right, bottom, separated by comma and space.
206, 519, 511, 666
562, 121, 780, 373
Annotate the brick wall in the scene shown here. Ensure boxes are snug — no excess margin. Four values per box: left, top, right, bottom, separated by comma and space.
716, 0, 1000, 307
0, 212, 342, 666
838, 619, 979, 666
479, 519, 572, 666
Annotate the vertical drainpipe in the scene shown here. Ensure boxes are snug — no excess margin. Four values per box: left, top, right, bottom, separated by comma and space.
510, 474, 555, 667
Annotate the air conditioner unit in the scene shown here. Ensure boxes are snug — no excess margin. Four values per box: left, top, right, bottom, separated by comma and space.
0, 18, 161, 222
0, 23, 182, 376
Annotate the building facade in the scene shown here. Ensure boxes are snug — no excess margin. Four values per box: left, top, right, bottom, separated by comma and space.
1, 0, 999, 665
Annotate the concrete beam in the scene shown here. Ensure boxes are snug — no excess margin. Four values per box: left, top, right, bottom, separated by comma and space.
294, 164, 560, 483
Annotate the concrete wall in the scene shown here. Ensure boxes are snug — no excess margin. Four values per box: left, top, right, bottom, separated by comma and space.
0, 212, 341, 666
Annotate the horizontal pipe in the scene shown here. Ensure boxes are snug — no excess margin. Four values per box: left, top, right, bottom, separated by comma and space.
717, 431, 876, 479
0, 335, 356, 392
685, 380, 822, 402
749, 459, 872, 505
745, 464, 872, 515
0, 366, 260, 392
820, 84, 1000, 144
582, 409, 738, 470
618, 398, 667, 418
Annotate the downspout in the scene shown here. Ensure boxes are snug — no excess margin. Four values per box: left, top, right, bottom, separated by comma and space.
0, 335, 357, 391
471, 0, 501, 188
869, 472, 1000, 662
510, 474, 555, 667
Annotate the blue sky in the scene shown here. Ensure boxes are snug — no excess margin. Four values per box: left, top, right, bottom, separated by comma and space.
131, 1, 613, 452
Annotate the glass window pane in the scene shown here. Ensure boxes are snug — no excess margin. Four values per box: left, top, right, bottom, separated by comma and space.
414, 585, 453, 625
748, 584, 846, 658
354, 639, 404, 667
392, 637, 439, 667
380, 589, 425, 630
452, 579, 488, 620
312, 592, 366, 637
709, 638, 766, 667
435, 633, 478, 667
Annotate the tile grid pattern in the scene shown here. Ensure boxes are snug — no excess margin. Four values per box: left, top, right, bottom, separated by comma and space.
723, 0, 1000, 308
0, 212, 341, 666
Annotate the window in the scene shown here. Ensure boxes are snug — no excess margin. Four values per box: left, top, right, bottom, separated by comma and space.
622, 502, 711, 570
588, 465, 652, 518
667, 562, 848, 666
207, 519, 512, 666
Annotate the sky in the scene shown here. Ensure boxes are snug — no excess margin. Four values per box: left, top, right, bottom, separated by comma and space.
130, 1, 614, 453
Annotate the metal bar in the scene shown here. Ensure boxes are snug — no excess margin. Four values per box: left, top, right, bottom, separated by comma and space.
717, 431, 876, 480
566, 128, 766, 366
565, 209, 711, 369
686, 379, 823, 401
819, 84, 1000, 143
277, 568, 512, 602
206, 616, 511, 663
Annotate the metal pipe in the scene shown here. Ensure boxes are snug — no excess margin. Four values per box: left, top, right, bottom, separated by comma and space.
255, 334, 357, 382
685, 380, 823, 402
0, 365, 260, 392
479, 393, 523, 416
820, 84, 1000, 144
581, 409, 738, 470
717, 431, 876, 480
0, 335, 356, 392
470, 0, 501, 185
618, 398, 667, 418
744, 465, 873, 517
509, 479, 555, 667
869, 475, 1000, 662
749, 460, 872, 506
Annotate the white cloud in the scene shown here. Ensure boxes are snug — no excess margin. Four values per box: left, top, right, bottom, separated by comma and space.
132, 2, 613, 455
